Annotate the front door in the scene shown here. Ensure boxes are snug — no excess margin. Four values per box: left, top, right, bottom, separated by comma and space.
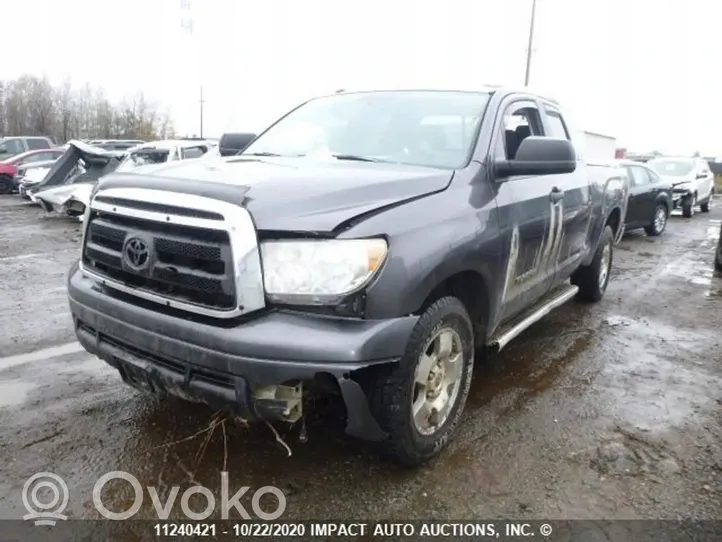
493, 100, 559, 322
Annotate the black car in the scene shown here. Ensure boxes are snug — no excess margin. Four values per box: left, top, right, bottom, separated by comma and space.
618, 159, 673, 236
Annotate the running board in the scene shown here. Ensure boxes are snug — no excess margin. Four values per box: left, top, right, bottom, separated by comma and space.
489, 284, 579, 353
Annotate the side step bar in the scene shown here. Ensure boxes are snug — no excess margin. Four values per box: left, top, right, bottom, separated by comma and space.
488, 284, 579, 353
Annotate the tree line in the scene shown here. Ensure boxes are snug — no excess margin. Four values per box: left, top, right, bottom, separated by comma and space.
0, 75, 176, 143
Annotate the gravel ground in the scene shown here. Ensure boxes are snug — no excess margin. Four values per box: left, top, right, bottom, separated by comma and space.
0, 195, 720, 528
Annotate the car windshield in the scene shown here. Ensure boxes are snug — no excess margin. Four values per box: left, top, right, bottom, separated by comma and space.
647, 159, 695, 177
241, 90, 490, 169
116, 149, 170, 171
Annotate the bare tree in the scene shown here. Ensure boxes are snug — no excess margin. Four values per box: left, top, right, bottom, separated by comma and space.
0, 74, 175, 143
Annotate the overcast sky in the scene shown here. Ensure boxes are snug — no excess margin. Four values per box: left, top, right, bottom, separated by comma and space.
3, 0, 719, 155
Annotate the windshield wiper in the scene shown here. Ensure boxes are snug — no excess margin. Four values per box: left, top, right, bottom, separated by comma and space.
331, 154, 386, 163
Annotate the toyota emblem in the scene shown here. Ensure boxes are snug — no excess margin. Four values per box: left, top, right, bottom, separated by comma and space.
123, 237, 151, 271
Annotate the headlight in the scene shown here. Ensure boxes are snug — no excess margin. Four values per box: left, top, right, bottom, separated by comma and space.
261, 238, 388, 303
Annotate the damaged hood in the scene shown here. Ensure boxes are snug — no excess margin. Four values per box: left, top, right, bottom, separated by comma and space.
30, 140, 126, 193
95, 157, 454, 232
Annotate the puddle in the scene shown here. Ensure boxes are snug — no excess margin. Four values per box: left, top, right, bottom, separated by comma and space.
0, 342, 84, 371
0, 380, 38, 407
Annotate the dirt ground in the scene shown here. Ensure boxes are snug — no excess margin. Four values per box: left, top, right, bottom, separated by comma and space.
0, 194, 721, 525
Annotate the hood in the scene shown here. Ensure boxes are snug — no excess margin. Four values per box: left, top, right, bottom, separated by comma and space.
95, 157, 455, 233
30, 141, 125, 193
35, 183, 94, 207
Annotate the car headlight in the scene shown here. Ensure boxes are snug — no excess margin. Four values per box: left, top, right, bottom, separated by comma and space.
260, 238, 388, 303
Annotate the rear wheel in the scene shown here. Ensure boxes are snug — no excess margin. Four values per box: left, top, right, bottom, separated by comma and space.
682, 193, 697, 218
368, 296, 474, 466
0, 175, 13, 195
572, 225, 614, 302
700, 195, 712, 213
644, 204, 668, 236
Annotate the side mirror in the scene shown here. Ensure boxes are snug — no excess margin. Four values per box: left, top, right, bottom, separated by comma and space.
494, 136, 577, 179
696, 172, 707, 179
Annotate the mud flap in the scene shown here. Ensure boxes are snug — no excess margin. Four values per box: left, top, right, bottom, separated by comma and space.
338, 377, 387, 441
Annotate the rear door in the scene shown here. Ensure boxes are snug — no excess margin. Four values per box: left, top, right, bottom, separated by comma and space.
539, 103, 593, 282
493, 99, 558, 321
697, 159, 714, 201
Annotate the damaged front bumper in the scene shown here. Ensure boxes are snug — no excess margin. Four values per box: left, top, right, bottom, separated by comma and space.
35, 183, 94, 219
671, 190, 694, 210
67, 262, 418, 441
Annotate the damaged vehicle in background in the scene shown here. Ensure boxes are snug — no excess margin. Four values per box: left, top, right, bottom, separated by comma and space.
24, 141, 127, 217
31, 139, 216, 218
647, 156, 715, 218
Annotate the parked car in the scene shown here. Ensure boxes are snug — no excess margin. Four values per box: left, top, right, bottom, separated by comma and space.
23, 141, 127, 213
0, 136, 55, 161
617, 159, 673, 236
0, 148, 66, 194
67, 88, 627, 466
647, 156, 715, 218
114, 139, 214, 171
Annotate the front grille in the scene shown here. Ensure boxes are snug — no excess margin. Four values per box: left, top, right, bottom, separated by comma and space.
82, 210, 236, 311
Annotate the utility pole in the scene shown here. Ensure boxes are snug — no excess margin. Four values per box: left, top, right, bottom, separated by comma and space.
524, 0, 537, 86
199, 86, 205, 138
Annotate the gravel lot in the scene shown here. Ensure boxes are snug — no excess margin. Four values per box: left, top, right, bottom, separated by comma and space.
0, 194, 720, 525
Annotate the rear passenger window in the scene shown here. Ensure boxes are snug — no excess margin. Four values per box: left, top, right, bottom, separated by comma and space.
26, 138, 50, 150
181, 146, 207, 159
544, 110, 570, 140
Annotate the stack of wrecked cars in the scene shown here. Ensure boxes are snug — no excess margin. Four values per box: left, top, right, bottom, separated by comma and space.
21, 139, 217, 219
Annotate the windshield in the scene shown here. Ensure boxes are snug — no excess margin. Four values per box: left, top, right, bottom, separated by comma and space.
241, 91, 490, 169
647, 159, 695, 177
116, 149, 170, 171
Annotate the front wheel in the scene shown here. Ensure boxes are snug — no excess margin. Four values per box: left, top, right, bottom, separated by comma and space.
0, 175, 13, 195
644, 204, 668, 236
572, 225, 614, 302
368, 296, 474, 466
682, 194, 697, 218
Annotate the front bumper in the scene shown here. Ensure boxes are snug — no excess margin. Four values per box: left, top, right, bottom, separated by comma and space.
67, 262, 418, 441
671, 191, 694, 209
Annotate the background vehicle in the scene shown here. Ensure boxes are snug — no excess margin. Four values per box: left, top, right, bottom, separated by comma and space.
617, 159, 673, 236
114, 139, 214, 171
0, 148, 65, 194
93, 140, 146, 151
647, 156, 715, 217
67, 88, 627, 466
0, 136, 55, 162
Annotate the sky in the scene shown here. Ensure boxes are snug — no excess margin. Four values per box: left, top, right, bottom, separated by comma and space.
2, 0, 720, 155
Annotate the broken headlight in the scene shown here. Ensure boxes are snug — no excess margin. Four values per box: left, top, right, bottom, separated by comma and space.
260, 238, 388, 304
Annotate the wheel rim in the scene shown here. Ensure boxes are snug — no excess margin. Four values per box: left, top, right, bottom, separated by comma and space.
690, 195, 697, 215
598, 241, 611, 289
412, 327, 464, 436
654, 207, 667, 232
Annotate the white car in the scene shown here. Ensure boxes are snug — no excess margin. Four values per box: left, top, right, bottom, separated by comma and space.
646, 156, 715, 217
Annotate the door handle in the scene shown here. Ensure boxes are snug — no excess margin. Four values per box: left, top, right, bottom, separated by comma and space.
550, 187, 564, 202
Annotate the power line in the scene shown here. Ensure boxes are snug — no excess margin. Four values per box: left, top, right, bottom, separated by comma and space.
524, 0, 537, 86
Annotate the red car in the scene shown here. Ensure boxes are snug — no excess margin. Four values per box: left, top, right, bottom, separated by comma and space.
0, 148, 65, 194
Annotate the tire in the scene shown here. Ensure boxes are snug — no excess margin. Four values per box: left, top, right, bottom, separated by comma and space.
368, 296, 474, 467
644, 204, 668, 236
700, 196, 711, 213
572, 225, 614, 302
0, 175, 13, 195
682, 193, 696, 218
716, 226, 722, 273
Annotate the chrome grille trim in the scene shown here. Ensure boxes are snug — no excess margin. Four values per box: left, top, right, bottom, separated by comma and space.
80, 187, 265, 319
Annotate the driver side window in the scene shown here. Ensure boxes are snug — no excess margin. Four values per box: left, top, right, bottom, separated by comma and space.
501, 104, 544, 160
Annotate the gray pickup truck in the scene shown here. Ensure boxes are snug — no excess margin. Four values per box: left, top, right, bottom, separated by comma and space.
67, 88, 627, 466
